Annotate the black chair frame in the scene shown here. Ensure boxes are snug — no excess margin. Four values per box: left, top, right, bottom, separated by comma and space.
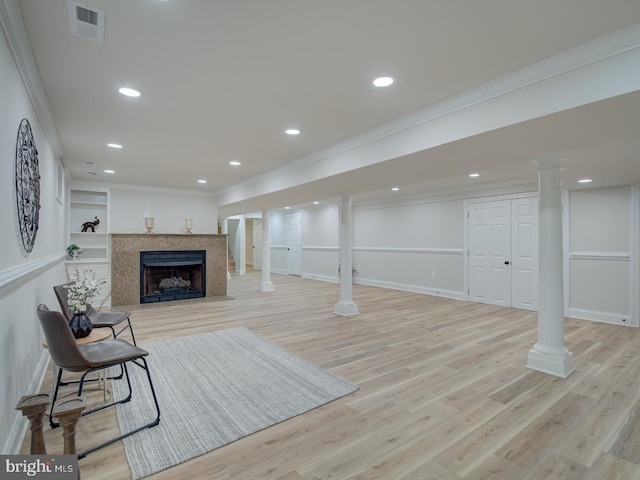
49, 357, 161, 458
38, 304, 160, 459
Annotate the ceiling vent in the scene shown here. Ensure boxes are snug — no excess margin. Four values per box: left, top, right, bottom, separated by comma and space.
68, 1, 105, 43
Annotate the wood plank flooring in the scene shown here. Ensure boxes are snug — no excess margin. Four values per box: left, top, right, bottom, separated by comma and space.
22, 272, 640, 479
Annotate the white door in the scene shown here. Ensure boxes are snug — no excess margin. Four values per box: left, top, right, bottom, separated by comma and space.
469, 201, 511, 307
511, 197, 538, 311
286, 212, 302, 276
468, 197, 538, 310
253, 219, 262, 271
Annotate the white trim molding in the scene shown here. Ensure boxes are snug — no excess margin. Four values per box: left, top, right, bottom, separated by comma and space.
303, 246, 340, 252
569, 251, 631, 261
354, 277, 465, 301
569, 308, 633, 326
0, 253, 66, 298
354, 246, 464, 255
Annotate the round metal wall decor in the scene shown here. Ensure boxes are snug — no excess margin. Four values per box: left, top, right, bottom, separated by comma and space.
15, 118, 41, 253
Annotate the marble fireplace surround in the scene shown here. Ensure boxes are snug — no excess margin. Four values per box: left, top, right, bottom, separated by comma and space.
110, 233, 227, 307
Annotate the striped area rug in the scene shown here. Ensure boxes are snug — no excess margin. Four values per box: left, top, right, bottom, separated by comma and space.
112, 327, 358, 479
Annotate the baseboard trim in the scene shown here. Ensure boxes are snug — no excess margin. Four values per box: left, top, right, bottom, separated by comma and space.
569, 307, 635, 327
354, 278, 465, 301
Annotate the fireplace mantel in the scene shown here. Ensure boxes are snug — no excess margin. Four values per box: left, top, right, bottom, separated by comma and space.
110, 233, 227, 307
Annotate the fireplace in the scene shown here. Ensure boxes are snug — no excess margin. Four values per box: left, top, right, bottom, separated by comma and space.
140, 250, 206, 303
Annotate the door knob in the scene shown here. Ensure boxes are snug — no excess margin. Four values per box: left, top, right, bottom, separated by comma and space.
504, 261, 510, 265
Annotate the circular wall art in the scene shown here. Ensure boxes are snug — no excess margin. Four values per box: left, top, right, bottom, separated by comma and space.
15, 118, 41, 253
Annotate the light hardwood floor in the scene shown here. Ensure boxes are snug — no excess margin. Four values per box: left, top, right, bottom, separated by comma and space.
23, 272, 640, 479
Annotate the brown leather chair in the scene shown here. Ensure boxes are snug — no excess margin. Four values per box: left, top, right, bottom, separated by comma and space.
37, 304, 160, 458
54, 284, 137, 345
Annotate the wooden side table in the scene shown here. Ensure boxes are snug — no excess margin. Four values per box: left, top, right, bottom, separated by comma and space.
42, 328, 111, 348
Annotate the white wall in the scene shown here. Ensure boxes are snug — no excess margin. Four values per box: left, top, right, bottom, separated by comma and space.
266, 185, 637, 325
267, 198, 465, 298
568, 185, 635, 325
354, 199, 464, 298
109, 187, 218, 234
302, 205, 340, 281
1, 28, 66, 453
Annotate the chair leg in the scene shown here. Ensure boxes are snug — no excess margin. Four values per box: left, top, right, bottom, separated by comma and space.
78, 357, 160, 459
113, 318, 137, 345
77, 364, 133, 417
108, 319, 137, 379
127, 318, 137, 345
49, 367, 64, 428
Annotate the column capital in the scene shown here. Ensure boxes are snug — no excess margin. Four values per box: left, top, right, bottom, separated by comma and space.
531, 152, 567, 170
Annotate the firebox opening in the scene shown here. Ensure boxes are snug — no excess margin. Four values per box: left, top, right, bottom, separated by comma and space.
140, 250, 206, 303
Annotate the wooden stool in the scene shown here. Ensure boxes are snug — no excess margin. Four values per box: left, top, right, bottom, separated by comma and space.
15, 393, 50, 454
52, 396, 87, 456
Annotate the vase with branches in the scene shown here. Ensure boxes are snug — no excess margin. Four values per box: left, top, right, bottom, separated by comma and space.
64, 266, 107, 338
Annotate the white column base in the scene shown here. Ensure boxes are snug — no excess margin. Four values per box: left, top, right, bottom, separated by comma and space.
333, 301, 359, 317
227, 271, 231, 280
527, 343, 575, 378
259, 281, 274, 292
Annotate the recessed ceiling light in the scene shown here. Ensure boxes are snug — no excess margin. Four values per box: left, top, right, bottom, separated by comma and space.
118, 87, 141, 97
578, 178, 592, 183
197, 179, 207, 184
285, 206, 290, 210
107, 143, 122, 149
229, 160, 241, 166
392, 187, 400, 191
104, 169, 115, 174
373, 76, 394, 87
313, 201, 319, 205
469, 173, 480, 178
285, 129, 300, 135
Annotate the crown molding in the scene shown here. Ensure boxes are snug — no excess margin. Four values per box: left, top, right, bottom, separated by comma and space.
216, 22, 640, 199
0, 0, 63, 158
70, 179, 217, 198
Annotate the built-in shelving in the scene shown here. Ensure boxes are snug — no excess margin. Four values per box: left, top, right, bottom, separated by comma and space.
67, 187, 111, 306
68, 189, 108, 261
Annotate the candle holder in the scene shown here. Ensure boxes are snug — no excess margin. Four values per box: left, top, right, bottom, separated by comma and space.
185, 218, 193, 234
145, 217, 155, 234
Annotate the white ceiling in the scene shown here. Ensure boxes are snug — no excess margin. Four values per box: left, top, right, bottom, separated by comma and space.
15, 0, 640, 215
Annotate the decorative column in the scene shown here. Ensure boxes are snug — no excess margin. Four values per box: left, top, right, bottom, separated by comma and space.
15, 393, 50, 454
527, 153, 575, 378
334, 195, 359, 316
221, 217, 231, 280
259, 210, 274, 292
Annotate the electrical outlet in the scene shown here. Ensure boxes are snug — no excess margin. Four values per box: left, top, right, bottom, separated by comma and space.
431, 271, 436, 277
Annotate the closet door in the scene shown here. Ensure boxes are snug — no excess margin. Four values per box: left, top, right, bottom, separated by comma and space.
468, 200, 512, 307
253, 219, 262, 271
468, 196, 538, 310
511, 197, 538, 311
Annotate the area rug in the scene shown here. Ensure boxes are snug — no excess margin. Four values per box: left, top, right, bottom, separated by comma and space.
112, 327, 358, 479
